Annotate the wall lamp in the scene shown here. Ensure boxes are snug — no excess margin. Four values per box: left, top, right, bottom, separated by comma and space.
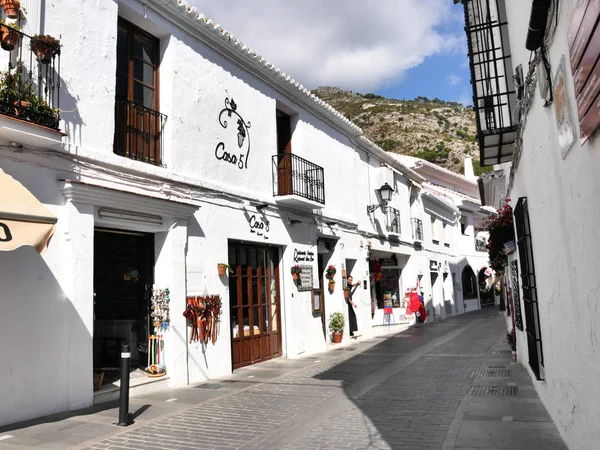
325, 220, 338, 227
366, 182, 394, 214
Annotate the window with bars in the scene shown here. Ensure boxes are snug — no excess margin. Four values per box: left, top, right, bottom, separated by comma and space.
386, 207, 401, 234
514, 197, 544, 380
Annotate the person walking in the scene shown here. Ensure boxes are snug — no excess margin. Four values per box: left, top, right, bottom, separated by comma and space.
346, 276, 361, 337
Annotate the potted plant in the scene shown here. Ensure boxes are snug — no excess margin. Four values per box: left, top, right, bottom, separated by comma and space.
217, 263, 233, 276
291, 264, 302, 280
328, 312, 345, 344
506, 329, 516, 359
325, 265, 336, 280
1, 0, 20, 19
484, 199, 515, 275
0, 20, 19, 51
328, 277, 336, 293
30, 34, 61, 64
343, 286, 351, 299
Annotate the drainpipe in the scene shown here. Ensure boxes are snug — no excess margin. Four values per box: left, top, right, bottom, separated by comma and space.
525, 0, 552, 51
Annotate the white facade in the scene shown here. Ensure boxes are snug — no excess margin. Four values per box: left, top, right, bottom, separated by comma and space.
0, 0, 491, 427
466, 0, 600, 449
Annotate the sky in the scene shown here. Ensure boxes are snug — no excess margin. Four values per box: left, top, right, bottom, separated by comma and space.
187, 0, 473, 105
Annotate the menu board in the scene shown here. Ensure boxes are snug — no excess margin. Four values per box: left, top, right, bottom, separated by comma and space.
568, 0, 600, 142
297, 265, 314, 292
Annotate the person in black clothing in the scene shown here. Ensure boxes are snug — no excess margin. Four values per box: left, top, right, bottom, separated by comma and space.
346, 276, 361, 337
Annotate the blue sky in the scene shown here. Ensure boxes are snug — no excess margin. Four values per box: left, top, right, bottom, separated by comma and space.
187, 0, 472, 105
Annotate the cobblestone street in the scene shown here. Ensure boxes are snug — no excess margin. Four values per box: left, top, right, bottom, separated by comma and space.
0, 309, 567, 450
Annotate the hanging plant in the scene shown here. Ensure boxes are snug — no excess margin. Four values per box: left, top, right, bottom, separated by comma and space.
484, 199, 515, 274
0, 20, 19, 51
325, 265, 336, 279
1, 0, 20, 19
291, 264, 302, 280
30, 34, 61, 64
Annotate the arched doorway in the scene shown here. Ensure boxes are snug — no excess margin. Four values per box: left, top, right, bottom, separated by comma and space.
461, 265, 478, 312
478, 267, 495, 306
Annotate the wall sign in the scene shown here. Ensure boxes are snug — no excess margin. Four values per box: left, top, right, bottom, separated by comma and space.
293, 249, 315, 263
311, 289, 322, 313
297, 264, 314, 292
248, 214, 269, 239
568, 0, 600, 142
215, 97, 252, 169
429, 260, 439, 271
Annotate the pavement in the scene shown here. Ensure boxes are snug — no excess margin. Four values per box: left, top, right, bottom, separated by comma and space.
0, 308, 568, 450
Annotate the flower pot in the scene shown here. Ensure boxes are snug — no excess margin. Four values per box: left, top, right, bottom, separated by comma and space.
1, 26, 19, 51
332, 332, 342, 344
12, 99, 29, 116
343, 289, 350, 299
32, 40, 57, 64
292, 273, 298, 280
1, 0, 20, 19
328, 282, 335, 293
217, 264, 227, 276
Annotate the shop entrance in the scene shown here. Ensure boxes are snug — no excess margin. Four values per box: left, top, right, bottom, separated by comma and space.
93, 229, 154, 372
229, 242, 282, 369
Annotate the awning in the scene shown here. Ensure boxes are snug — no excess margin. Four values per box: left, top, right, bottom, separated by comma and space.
0, 169, 57, 253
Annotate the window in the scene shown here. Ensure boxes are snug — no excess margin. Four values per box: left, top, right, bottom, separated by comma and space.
514, 197, 544, 380
386, 207, 401, 234
114, 19, 165, 166
431, 217, 439, 244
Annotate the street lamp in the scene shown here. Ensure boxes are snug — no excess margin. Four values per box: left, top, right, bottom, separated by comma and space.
367, 182, 394, 214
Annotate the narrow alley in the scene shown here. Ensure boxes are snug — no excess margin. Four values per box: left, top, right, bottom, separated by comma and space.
0, 309, 566, 450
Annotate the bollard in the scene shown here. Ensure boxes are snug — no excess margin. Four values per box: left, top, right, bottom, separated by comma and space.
117, 344, 133, 426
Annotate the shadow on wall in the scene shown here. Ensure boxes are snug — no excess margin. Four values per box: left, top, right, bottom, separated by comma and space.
59, 76, 84, 149
0, 247, 91, 427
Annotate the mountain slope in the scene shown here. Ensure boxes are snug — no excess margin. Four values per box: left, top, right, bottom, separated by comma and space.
312, 87, 488, 175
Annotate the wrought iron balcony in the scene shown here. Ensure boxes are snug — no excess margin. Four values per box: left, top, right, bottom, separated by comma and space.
411, 218, 423, 241
272, 153, 325, 206
113, 98, 167, 167
0, 25, 61, 130
458, 0, 517, 166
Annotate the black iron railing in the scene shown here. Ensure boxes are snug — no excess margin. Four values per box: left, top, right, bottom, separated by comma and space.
411, 218, 423, 241
386, 207, 401, 234
458, 0, 517, 166
0, 24, 61, 129
272, 153, 325, 204
114, 98, 167, 167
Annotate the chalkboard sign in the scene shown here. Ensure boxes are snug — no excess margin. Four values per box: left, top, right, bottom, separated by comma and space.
297, 264, 314, 291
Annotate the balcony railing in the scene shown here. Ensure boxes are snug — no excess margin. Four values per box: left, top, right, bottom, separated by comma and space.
114, 98, 167, 167
411, 218, 423, 241
272, 153, 325, 204
0, 25, 61, 129
386, 207, 401, 234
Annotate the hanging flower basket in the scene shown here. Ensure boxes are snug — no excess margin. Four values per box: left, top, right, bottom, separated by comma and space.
217, 263, 233, 276
291, 264, 302, 280
1, 0, 20, 19
328, 279, 335, 293
485, 199, 515, 274
325, 265, 336, 279
0, 24, 20, 51
30, 34, 61, 64
343, 287, 350, 299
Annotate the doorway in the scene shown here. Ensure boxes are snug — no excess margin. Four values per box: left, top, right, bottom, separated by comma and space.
276, 109, 293, 195
93, 229, 154, 371
229, 242, 282, 369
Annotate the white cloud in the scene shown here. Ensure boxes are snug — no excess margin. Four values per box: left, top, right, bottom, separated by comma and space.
446, 74, 461, 86
187, 0, 463, 92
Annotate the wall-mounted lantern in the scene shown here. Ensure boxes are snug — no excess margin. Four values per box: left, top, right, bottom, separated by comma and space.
367, 182, 394, 214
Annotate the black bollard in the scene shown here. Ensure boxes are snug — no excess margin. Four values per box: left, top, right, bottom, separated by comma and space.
117, 344, 133, 426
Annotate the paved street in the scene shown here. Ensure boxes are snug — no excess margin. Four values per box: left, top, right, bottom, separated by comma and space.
0, 309, 567, 450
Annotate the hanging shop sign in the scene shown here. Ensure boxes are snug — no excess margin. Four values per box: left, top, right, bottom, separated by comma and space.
293, 248, 315, 263
214, 97, 252, 169
567, 0, 600, 143
297, 264, 314, 292
248, 214, 269, 239
553, 56, 575, 157
429, 260, 439, 271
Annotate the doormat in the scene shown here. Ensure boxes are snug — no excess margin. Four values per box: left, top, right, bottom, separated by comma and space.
194, 383, 225, 390
471, 369, 511, 378
469, 385, 519, 396
492, 350, 512, 355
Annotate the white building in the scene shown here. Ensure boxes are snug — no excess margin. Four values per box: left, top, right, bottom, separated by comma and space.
460, 0, 600, 448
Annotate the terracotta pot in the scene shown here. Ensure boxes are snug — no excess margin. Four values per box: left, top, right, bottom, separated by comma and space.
1, 0, 20, 19
31, 40, 57, 64
1, 26, 19, 51
292, 273, 298, 280
328, 282, 335, 293
343, 289, 350, 299
332, 332, 342, 344
12, 99, 29, 116
217, 264, 227, 276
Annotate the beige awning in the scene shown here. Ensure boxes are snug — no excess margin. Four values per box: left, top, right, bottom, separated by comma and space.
0, 169, 57, 253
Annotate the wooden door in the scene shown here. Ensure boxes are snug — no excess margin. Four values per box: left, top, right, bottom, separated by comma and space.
230, 243, 282, 369
276, 110, 292, 195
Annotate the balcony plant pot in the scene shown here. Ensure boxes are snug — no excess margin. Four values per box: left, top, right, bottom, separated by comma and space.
1, 0, 20, 19
1, 25, 19, 51
12, 99, 29, 116
217, 264, 227, 276
31, 34, 61, 64
332, 332, 342, 344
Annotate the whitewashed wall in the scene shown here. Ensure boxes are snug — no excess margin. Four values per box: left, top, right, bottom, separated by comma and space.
503, 2, 600, 449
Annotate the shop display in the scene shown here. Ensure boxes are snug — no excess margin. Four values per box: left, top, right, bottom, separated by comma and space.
184, 295, 223, 344
151, 287, 170, 333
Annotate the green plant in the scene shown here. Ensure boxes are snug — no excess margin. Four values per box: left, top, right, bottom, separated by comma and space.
325, 265, 336, 279
328, 312, 345, 334
291, 265, 302, 275
0, 19, 20, 31
485, 199, 515, 273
